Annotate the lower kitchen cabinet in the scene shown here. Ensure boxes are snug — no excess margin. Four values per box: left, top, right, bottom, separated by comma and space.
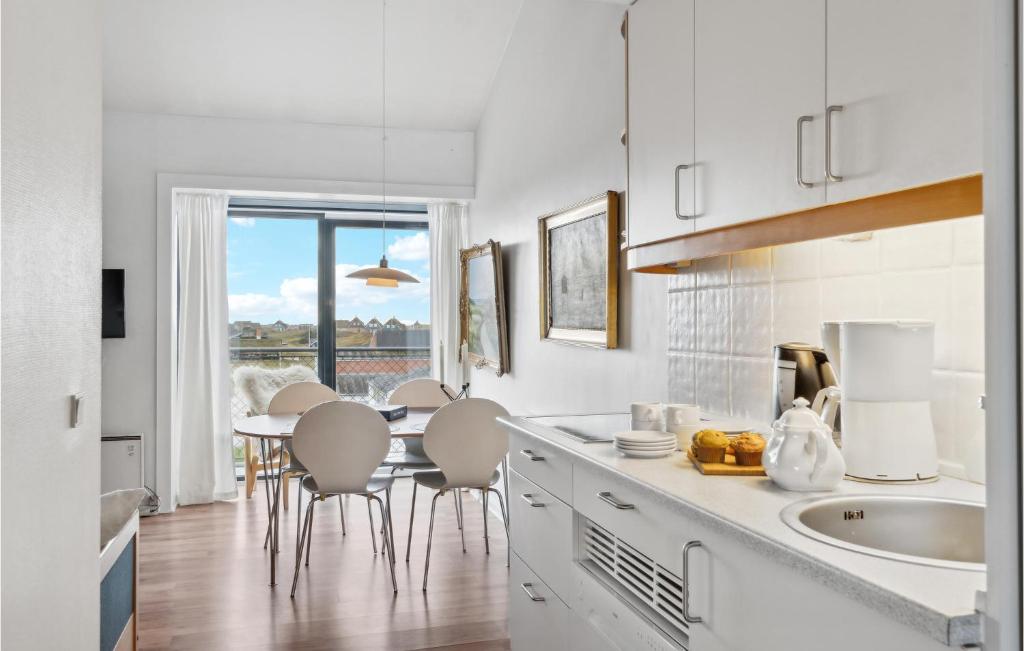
510, 553, 570, 651
682, 527, 951, 651
504, 423, 971, 651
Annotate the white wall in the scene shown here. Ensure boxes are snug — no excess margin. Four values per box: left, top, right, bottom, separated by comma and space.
468, 0, 668, 414
2, 0, 103, 647
102, 110, 475, 494
667, 217, 986, 483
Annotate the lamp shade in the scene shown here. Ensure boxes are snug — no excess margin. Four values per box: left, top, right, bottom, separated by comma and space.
345, 256, 419, 286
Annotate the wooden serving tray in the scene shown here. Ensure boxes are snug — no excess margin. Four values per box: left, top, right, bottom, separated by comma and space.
687, 448, 766, 476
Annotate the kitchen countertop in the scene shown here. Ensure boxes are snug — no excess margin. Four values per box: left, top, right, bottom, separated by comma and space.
498, 413, 985, 648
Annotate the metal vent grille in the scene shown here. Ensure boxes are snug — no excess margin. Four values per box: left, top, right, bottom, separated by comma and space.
582, 518, 687, 632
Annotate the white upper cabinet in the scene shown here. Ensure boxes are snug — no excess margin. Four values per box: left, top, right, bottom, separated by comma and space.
626, 0, 695, 247
625, 0, 981, 250
694, 0, 826, 232
824, 0, 981, 203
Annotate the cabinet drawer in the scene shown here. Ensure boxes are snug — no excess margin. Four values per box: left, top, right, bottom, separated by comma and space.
509, 430, 572, 504
509, 469, 573, 601
573, 463, 693, 575
510, 552, 569, 651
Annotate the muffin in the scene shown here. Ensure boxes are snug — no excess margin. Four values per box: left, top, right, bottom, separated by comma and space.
731, 432, 766, 466
691, 429, 729, 463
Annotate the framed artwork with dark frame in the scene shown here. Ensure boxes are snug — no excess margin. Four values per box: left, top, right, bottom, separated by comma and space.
459, 240, 509, 376
538, 191, 619, 348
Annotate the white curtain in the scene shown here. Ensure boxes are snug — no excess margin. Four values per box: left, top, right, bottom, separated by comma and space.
428, 202, 468, 389
173, 191, 238, 506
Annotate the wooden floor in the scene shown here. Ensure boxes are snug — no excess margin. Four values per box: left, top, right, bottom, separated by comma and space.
138, 478, 511, 650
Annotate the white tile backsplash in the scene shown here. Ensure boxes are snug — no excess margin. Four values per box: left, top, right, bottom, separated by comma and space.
731, 248, 772, 285
666, 215, 985, 483
696, 288, 731, 354
730, 284, 772, 356
879, 221, 954, 271
696, 255, 731, 288
772, 240, 821, 281
695, 354, 730, 415
878, 269, 952, 368
772, 279, 822, 346
820, 232, 880, 278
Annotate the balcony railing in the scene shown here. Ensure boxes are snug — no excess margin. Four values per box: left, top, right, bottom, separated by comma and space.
230, 345, 432, 464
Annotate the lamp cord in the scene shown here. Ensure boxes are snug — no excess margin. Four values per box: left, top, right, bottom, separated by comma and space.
380, 0, 387, 258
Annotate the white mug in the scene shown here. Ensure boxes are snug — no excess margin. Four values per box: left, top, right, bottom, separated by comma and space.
664, 403, 700, 433
630, 402, 664, 431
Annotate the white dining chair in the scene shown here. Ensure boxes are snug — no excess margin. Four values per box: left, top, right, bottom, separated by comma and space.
290, 400, 398, 596
385, 379, 472, 542
266, 382, 343, 552
410, 397, 511, 591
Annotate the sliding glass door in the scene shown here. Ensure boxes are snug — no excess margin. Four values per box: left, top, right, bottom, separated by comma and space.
226, 206, 430, 417
333, 220, 431, 402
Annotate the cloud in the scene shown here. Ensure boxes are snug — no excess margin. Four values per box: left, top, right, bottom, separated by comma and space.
228, 263, 429, 322
230, 217, 256, 227
387, 231, 429, 262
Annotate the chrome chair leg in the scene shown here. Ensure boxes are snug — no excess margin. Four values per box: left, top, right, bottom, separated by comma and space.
457, 490, 466, 553
296, 482, 304, 551
291, 497, 316, 598
405, 481, 418, 563
338, 494, 347, 536
385, 487, 397, 562
366, 497, 378, 555
371, 494, 398, 593
422, 490, 442, 591
305, 497, 316, 566
453, 489, 463, 530
483, 488, 490, 554
489, 487, 511, 568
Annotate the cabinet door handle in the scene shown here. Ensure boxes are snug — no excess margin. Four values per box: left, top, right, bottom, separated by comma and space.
521, 493, 546, 508
521, 582, 546, 602
519, 449, 545, 462
674, 164, 694, 220
682, 540, 704, 624
796, 115, 814, 189
597, 491, 636, 510
825, 105, 844, 183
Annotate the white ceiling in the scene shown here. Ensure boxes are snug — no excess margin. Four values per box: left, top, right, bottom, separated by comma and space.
102, 0, 523, 132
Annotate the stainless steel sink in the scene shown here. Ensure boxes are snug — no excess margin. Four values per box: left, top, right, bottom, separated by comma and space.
780, 495, 985, 571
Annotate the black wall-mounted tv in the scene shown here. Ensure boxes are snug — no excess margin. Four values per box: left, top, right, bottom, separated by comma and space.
102, 269, 126, 339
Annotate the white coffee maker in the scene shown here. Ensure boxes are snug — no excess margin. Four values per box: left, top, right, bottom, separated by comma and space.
824, 319, 939, 482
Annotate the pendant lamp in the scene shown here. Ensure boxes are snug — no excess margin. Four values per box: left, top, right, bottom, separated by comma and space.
346, 0, 419, 288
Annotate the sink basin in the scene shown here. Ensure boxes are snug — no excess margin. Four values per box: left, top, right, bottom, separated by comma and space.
780, 495, 985, 571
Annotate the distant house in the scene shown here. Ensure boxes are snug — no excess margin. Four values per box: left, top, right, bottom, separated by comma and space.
349, 316, 365, 329
271, 320, 288, 332
383, 317, 405, 330
230, 320, 260, 339
409, 320, 430, 330
366, 317, 384, 331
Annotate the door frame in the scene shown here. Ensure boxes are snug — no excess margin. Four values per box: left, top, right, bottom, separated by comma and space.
984, 0, 1023, 648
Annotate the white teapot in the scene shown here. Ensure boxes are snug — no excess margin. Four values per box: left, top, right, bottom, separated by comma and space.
763, 397, 845, 491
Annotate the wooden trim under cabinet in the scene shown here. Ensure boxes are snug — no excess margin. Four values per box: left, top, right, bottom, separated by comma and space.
626, 173, 982, 273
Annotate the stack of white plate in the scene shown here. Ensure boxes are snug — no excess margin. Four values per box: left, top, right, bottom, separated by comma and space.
613, 431, 677, 458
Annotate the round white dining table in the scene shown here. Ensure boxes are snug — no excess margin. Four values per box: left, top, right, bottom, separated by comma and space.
233, 406, 437, 585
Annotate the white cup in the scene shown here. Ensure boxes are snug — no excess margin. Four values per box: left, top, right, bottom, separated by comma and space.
665, 404, 701, 450
664, 403, 700, 433
630, 402, 664, 431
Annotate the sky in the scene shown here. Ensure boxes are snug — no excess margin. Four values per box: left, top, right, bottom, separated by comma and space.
227, 217, 431, 325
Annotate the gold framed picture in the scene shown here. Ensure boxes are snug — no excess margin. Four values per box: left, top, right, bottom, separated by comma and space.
459, 240, 509, 376
538, 191, 619, 348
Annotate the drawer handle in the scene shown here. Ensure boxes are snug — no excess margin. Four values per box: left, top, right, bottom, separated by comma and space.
521, 493, 546, 508
683, 540, 704, 624
521, 582, 546, 602
597, 491, 635, 510
520, 449, 546, 462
